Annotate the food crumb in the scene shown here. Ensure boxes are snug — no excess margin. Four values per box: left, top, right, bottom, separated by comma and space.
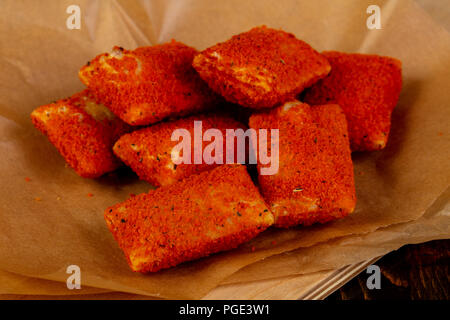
56, 196, 61, 200
271, 240, 277, 245
438, 132, 443, 136
251, 246, 256, 252
87, 193, 94, 197
25, 177, 31, 182
34, 197, 42, 202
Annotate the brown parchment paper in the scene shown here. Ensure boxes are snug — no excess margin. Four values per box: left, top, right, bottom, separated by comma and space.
0, 0, 449, 299
0, 269, 111, 296
0, 268, 336, 300
1, 188, 447, 299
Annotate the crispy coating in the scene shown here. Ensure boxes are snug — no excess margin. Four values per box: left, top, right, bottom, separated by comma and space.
31, 90, 131, 178
79, 41, 220, 126
113, 114, 246, 187
193, 26, 331, 109
249, 101, 356, 227
303, 51, 402, 151
104, 165, 274, 273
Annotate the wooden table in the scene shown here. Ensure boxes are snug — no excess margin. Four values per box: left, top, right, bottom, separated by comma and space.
327, 239, 449, 300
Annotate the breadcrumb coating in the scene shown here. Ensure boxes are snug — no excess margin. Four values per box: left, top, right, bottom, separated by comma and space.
249, 101, 356, 227
31, 90, 131, 178
79, 41, 220, 126
303, 51, 402, 151
113, 114, 246, 187
104, 165, 274, 273
193, 26, 331, 109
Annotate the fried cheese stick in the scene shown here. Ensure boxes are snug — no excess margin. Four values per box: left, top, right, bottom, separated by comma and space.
79, 41, 220, 126
249, 101, 356, 227
113, 114, 246, 187
193, 26, 331, 109
31, 90, 131, 178
104, 165, 274, 272
304, 51, 402, 151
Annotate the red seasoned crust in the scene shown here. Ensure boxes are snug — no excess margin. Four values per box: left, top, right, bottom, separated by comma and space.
104, 165, 274, 273
79, 41, 220, 126
193, 26, 331, 109
113, 113, 246, 187
249, 101, 356, 228
31, 90, 131, 178
303, 51, 402, 151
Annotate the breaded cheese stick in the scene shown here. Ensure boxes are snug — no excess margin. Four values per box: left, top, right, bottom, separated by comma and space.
249, 101, 356, 228
79, 41, 220, 126
193, 26, 331, 109
104, 165, 274, 273
113, 114, 246, 187
304, 51, 402, 151
31, 90, 131, 178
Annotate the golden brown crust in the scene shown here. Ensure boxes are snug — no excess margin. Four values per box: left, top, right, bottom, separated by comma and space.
193, 26, 331, 109
304, 51, 402, 151
104, 165, 274, 273
113, 113, 246, 187
31, 90, 131, 178
249, 101, 356, 227
79, 41, 220, 126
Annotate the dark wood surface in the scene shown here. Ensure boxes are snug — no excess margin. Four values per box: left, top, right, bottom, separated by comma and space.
326, 239, 450, 300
